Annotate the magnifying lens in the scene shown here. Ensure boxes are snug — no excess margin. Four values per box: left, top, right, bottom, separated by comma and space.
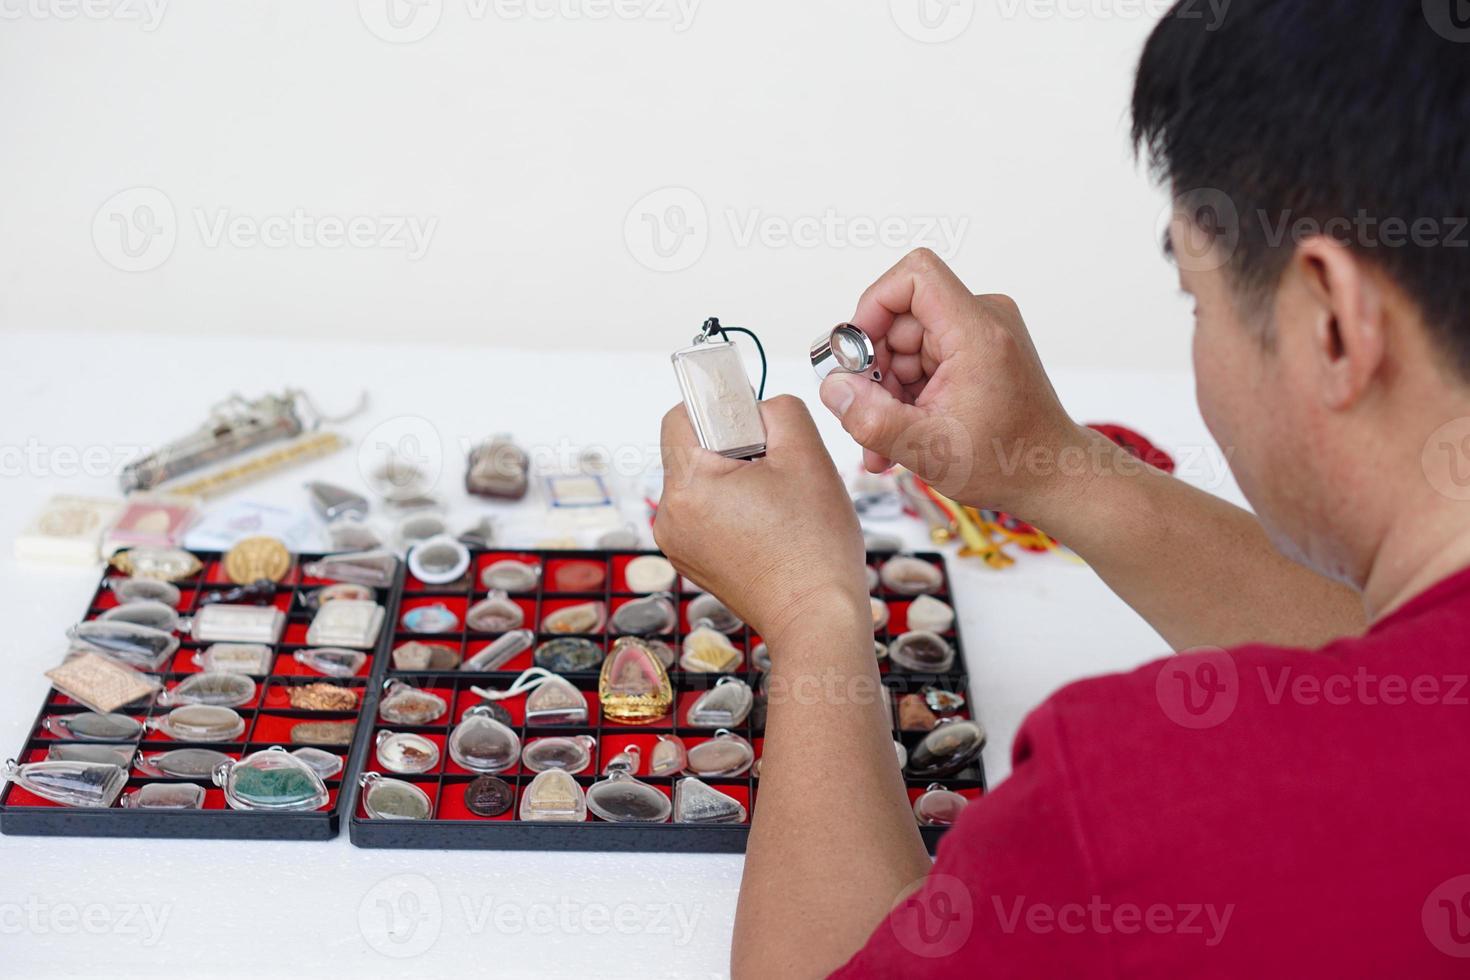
811, 324, 882, 382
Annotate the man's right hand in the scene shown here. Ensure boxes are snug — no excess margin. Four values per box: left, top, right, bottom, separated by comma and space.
820, 247, 1092, 518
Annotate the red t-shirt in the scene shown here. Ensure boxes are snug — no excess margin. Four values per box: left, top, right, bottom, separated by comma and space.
834, 568, 1470, 977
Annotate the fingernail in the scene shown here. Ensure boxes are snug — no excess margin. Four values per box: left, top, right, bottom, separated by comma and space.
820, 375, 856, 417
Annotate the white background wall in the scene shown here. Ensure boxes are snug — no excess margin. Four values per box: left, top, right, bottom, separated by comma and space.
0, 0, 1195, 373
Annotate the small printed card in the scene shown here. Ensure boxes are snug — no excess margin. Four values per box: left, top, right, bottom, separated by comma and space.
102, 493, 200, 556
14, 495, 123, 565
46, 651, 161, 713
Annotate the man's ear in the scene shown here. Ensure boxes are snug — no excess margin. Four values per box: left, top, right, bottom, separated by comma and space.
1289, 236, 1386, 411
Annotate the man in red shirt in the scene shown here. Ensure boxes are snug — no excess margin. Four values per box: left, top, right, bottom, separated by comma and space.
653, 2, 1470, 976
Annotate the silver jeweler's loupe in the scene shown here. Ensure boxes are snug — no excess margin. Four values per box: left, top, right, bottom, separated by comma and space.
811, 324, 881, 382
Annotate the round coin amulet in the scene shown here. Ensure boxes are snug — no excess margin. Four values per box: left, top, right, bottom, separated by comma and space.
291, 747, 344, 779
522, 735, 596, 774
913, 783, 969, 826
480, 559, 540, 593
358, 773, 432, 820
467, 593, 525, 632
139, 748, 232, 779
376, 731, 441, 774
150, 705, 246, 742
111, 548, 202, 582
871, 597, 890, 632
623, 555, 676, 593
586, 769, 671, 824
905, 719, 986, 780
447, 707, 521, 774
542, 601, 605, 635
687, 594, 742, 633
610, 594, 677, 636
534, 637, 605, 674
223, 536, 292, 585
401, 603, 460, 634
552, 560, 605, 592
379, 682, 447, 726
684, 730, 754, 778
100, 600, 180, 632
162, 672, 256, 708
463, 774, 514, 817
43, 712, 143, 741
888, 631, 956, 673
407, 535, 471, 586
879, 556, 943, 595
110, 577, 181, 607
121, 783, 206, 810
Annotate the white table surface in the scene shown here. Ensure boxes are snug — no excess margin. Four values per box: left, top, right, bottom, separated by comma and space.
0, 328, 1242, 979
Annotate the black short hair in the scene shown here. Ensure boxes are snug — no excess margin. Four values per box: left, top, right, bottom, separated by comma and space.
1132, 1, 1470, 368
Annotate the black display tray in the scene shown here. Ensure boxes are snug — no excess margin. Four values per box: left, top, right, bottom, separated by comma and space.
0, 548, 403, 841
348, 549, 984, 852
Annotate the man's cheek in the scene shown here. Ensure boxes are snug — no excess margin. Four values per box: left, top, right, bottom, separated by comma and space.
1192, 346, 1226, 447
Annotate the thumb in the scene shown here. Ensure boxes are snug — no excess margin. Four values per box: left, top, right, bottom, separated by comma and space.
819, 373, 928, 462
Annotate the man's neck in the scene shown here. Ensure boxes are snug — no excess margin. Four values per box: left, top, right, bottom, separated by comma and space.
1363, 490, 1470, 622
